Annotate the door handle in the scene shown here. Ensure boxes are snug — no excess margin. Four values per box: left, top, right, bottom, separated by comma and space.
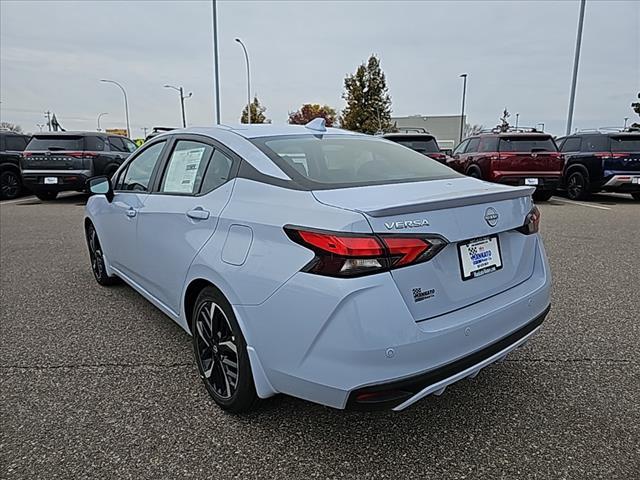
186, 207, 210, 220
126, 208, 137, 218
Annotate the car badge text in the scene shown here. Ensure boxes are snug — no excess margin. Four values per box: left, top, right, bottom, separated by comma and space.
384, 219, 430, 230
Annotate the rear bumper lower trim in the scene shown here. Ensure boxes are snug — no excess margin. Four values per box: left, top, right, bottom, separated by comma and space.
346, 304, 550, 410
603, 174, 640, 187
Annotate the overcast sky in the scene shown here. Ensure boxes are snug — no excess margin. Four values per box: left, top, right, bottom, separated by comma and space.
1, 0, 638, 137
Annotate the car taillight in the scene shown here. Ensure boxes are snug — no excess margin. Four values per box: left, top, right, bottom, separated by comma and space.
285, 227, 447, 277
67, 151, 98, 159
22, 152, 32, 158
518, 206, 541, 235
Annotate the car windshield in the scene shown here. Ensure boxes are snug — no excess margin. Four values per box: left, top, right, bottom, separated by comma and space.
27, 136, 83, 151
391, 136, 440, 154
498, 136, 557, 152
253, 135, 459, 187
610, 135, 640, 152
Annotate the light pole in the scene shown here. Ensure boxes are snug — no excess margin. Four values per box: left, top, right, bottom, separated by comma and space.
142, 127, 149, 138
36, 123, 45, 132
97, 112, 108, 131
100, 79, 131, 137
515, 113, 520, 129
566, 0, 587, 135
212, 0, 221, 124
623, 117, 629, 129
458, 73, 468, 144
235, 37, 252, 124
164, 85, 193, 128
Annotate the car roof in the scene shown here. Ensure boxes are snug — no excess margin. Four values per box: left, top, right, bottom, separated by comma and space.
169, 124, 363, 140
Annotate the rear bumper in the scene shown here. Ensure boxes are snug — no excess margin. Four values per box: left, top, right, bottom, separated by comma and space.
494, 174, 561, 191
237, 235, 552, 410
601, 173, 640, 192
21, 169, 91, 192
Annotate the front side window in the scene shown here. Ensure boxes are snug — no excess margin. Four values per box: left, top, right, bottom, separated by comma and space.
160, 140, 213, 195
453, 139, 469, 155
253, 135, 459, 188
465, 138, 480, 153
119, 141, 166, 192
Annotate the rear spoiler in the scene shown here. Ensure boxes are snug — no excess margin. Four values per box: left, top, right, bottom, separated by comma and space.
365, 186, 535, 217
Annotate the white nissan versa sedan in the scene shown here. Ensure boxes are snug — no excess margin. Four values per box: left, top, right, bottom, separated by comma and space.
84, 120, 551, 412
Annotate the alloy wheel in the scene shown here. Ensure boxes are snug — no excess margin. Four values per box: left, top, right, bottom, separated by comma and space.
87, 226, 105, 279
195, 301, 239, 400
1, 172, 20, 199
567, 173, 584, 200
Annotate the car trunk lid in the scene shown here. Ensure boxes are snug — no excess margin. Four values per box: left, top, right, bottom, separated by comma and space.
313, 177, 538, 321
497, 135, 562, 173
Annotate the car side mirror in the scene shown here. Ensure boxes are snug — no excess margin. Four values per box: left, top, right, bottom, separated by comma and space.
87, 176, 114, 202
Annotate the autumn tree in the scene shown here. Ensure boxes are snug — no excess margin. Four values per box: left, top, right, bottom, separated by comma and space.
339, 55, 393, 134
288, 104, 337, 126
240, 96, 269, 124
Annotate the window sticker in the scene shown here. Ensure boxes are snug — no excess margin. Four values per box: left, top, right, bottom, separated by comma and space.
164, 147, 206, 193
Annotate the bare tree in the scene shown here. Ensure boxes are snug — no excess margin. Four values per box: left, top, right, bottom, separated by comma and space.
0, 122, 23, 133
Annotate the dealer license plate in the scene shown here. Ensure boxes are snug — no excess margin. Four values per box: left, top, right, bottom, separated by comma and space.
458, 236, 503, 280
44, 177, 58, 184
525, 178, 539, 186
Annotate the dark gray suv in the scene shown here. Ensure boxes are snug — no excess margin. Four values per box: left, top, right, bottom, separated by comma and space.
21, 132, 137, 201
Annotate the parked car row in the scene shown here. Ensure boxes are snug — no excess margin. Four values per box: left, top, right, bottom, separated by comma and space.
0, 131, 137, 201
384, 127, 640, 202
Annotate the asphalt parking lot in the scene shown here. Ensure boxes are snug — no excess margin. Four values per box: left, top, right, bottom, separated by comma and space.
1, 193, 638, 479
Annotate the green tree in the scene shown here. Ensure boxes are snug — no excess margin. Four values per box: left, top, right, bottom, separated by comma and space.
339, 55, 393, 134
288, 104, 337, 126
240, 96, 269, 124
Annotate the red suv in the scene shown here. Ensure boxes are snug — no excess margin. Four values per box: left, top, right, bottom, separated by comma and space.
447, 130, 562, 201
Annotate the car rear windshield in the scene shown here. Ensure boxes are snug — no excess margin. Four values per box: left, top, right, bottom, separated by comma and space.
26, 136, 84, 151
252, 135, 459, 188
498, 136, 557, 152
389, 136, 440, 154
610, 135, 640, 152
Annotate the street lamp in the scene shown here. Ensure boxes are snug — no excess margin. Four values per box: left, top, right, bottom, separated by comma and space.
100, 79, 130, 137
624, 117, 629, 129
235, 37, 252, 124
164, 85, 192, 128
36, 123, 45, 132
515, 113, 520, 129
211, 0, 221, 124
458, 74, 468, 144
97, 112, 108, 131
566, 0, 587, 135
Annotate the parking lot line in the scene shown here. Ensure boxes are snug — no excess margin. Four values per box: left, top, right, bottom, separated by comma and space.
551, 197, 611, 211
0, 196, 36, 206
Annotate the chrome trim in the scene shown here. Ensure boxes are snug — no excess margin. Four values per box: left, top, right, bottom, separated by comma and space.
603, 174, 640, 187
21, 169, 92, 176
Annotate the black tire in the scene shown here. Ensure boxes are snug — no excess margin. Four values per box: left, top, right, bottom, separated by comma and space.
532, 190, 554, 202
85, 222, 119, 286
566, 170, 590, 200
191, 286, 257, 413
467, 167, 482, 179
0, 170, 21, 200
35, 191, 58, 201
632, 193, 640, 201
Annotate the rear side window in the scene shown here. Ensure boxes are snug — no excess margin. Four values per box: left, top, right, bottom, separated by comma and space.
499, 136, 557, 152
85, 136, 107, 151
581, 135, 609, 152
253, 135, 459, 188
561, 137, 581, 152
4, 135, 28, 151
200, 150, 234, 194
391, 136, 440, 154
119, 141, 166, 192
610, 135, 640, 152
160, 140, 213, 195
465, 138, 480, 153
478, 136, 498, 152
26, 136, 83, 151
